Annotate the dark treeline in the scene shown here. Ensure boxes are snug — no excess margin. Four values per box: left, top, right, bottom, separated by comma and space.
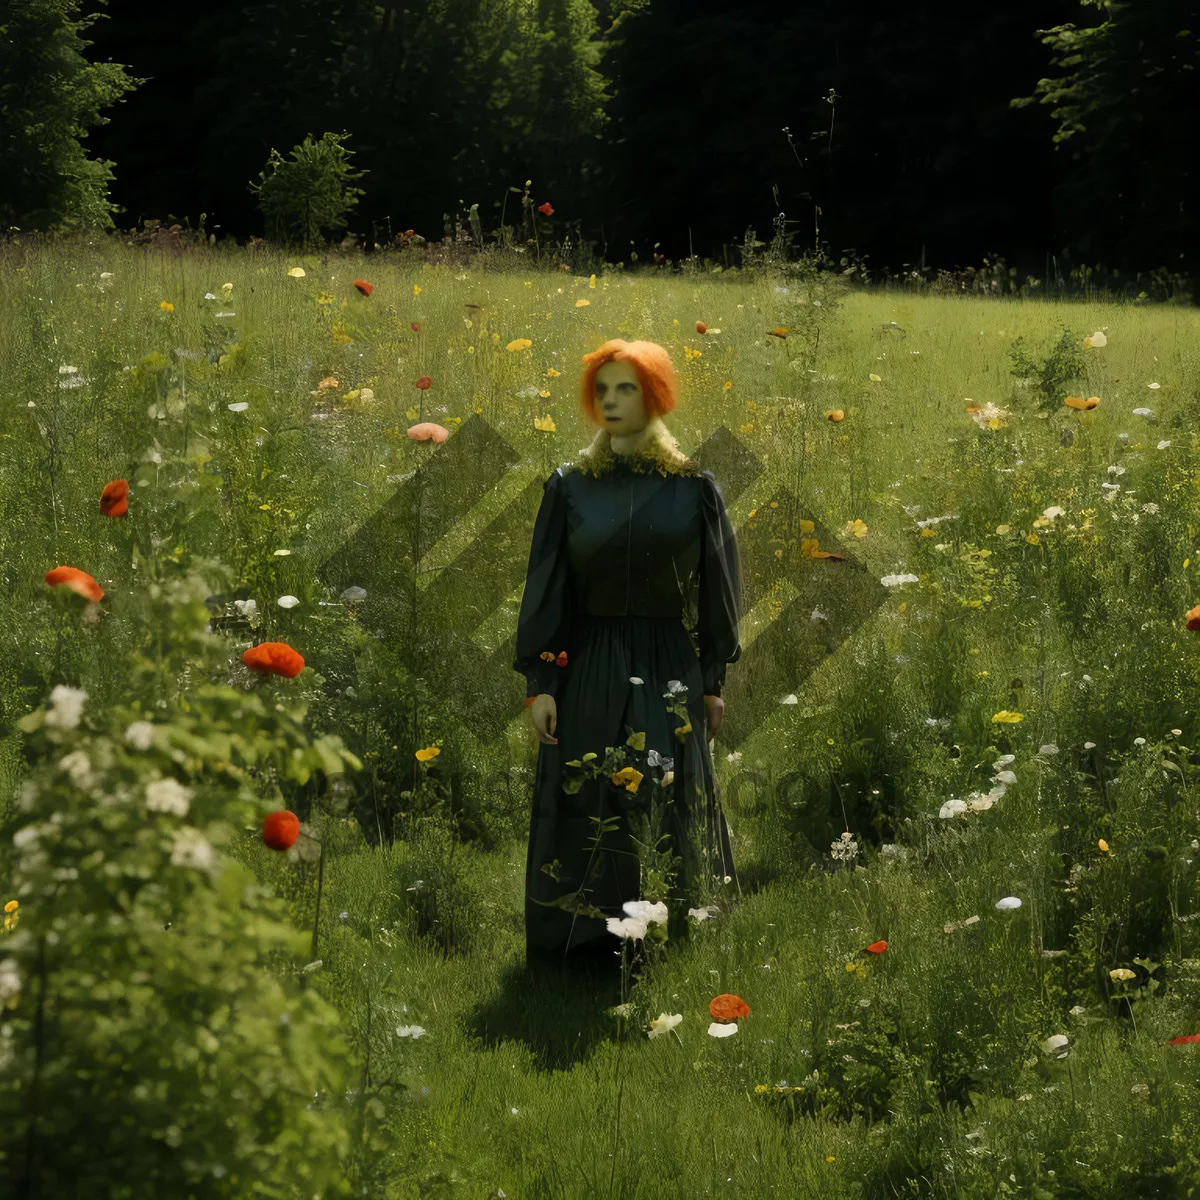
2, 0, 1197, 292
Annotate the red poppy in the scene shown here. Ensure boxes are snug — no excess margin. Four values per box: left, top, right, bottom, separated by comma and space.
415, 376, 433, 391
44, 566, 104, 603
695, 321, 708, 335
556, 650, 568, 667
100, 479, 129, 518
411, 322, 421, 333
354, 279, 374, 297
709, 993, 750, 1021
1168, 1033, 1200, 1045
537, 202, 554, 217
263, 810, 300, 851
242, 642, 306, 678
864, 940, 888, 955
1187, 604, 1200, 631
403, 228, 415, 237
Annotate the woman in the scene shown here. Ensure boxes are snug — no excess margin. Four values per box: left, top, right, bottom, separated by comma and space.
513, 338, 743, 974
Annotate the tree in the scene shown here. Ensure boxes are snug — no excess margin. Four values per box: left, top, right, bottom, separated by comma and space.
0, 0, 147, 234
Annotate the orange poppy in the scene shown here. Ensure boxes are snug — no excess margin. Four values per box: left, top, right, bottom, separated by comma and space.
556, 650, 568, 667
1168, 1033, 1200, 1045
242, 642, 305, 678
100, 479, 129, 518
864, 940, 888, 955
407, 423, 450, 444
827, 410, 845, 422
415, 376, 433, 391
263, 810, 300, 851
537, 202, 554, 217
44, 566, 103, 603
1186, 604, 1200, 631
709, 993, 750, 1021
695, 321, 708, 335
353, 279, 374, 297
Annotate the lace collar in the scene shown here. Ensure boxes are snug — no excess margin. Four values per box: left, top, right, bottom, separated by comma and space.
566, 416, 704, 479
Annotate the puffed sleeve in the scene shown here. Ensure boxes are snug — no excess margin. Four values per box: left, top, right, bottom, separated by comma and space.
512, 467, 573, 700
697, 471, 742, 698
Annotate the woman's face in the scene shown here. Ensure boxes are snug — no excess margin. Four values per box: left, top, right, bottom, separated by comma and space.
594, 360, 648, 436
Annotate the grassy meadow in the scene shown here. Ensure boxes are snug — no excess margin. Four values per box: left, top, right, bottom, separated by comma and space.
2, 231, 1200, 1198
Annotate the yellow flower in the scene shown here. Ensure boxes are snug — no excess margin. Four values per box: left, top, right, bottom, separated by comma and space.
1109, 967, 1135, 982
415, 746, 441, 763
611, 766, 643, 794
534, 414, 557, 432
1098, 839, 1110, 853
575, 299, 590, 308
507, 338, 533, 352
539, 390, 551, 398
546, 367, 561, 377
287, 267, 306, 278
996, 524, 1011, 535
1026, 533, 1040, 545
869, 373, 882, 382
3, 900, 17, 913
723, 381, 732, 390
159, 301, 174, 313
845, 519, 868, 539
991, 710, 1024, 724
413, 284, 421, 296
589, 274, 597, 289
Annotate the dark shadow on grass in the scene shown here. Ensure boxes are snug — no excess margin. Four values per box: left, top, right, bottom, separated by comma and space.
461, 940, 650, 1073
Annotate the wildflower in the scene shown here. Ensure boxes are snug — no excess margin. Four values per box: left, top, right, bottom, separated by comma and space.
228, 402, 249, 412
830, 832, 859, 862
537, 202, 554, 217
864, 940, 888, 955
1186, 605, 1200, 632
1168, 1033, 1200, 1046
288, 267, 306, 278
44, 566, 103, 603
407, 421, 449, 444
124, 721, 155, 751
607, 916, 649, 940
415, 746, 440, 763
533, 414, 557, 432
340, 587, 366, 602
506, 339, 533, 352
648, 1012, 682, 1039
263, 810, 301, 851
1040, 1033, 1070, 1058
233, 598, 258, 617
3, 901, 16, 914
708, 1022, 739, 1038
995, 896, 1022, 911
396, 1025, 427, 1038
1098, 839, 1110, 854
170, 826, 216, 872
44, 685, 88, 731
1110, 967, 1136, 982
411, 322, 421, 333
100, 479, 129, 517
160, 301, 174, 313
611, 766, 643, 794
710, 994, 750, 1021
277, 595, 300, 609
881, 574, 919, 587
0, 959, 21, 1003
415, 376, 433, 391
696, 321, 708, 334
146, 777, 193, 817
991, 710, 1024, 723
353, 279, 374, 297
242, 642, 305, 678
623, 900, 668, 926
58, 749, 97, 789
827, 410, 844, 422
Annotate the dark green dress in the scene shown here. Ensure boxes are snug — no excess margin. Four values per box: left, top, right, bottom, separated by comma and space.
513, 438, 743, 958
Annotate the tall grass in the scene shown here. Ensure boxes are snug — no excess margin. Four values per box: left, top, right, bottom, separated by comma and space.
2, 228, 1200, 1196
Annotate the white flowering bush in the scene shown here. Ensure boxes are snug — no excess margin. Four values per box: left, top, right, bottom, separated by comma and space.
0, 562, 364, 1198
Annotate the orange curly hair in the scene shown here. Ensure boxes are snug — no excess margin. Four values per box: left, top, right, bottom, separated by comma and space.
578, 339, 679, 428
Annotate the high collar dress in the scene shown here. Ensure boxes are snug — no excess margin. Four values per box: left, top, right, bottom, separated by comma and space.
513, 434, 743, 960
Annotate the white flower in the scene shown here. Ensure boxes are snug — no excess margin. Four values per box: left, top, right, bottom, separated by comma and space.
1142, 503, 1159, 515
395, 1025, 426, 1039
340, 587, 366, 602
622, 900, 668, 926
1157, 440, 1171, 450
1037, 744, 1059, 756
780, 694, 798, 705
233, 599, 259, 618
664, 680, 686, 695
648, 1012, 683, 1039
1132, 407, 1154, 417
606, 916, 649, 941
1040, 1033, 1070, 1058
0, 959, 21, 1003
13, 824, 46, 849
707, 1021, 738, 1038
881, 573, 919, 587
629, 676, 644, 685
1042, 506, 1065, 521
303, 960, 323, 973
1084, 741, 1096, 750
688, 905, 719, 921
726, 750, 743, 763
146, 777, 193, 817
1133, 737, 1146, 747
830, 831, 859, 861
227, 402, 249, 412
995, 769, 1017, 785
58, 749, 96, 789
995, 896, 1022, 911
170, 826, 215, 871
939, 798, 968, 819
277, 595, 300, 609
124, 721, 155, 751
44, 685, 87, 731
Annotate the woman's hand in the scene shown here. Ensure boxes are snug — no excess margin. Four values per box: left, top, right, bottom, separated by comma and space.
703, 694, 725, 739
530, 694, 558, 744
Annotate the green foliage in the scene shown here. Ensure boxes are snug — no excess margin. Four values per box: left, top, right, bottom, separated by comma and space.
0, 559, 364, 1198
249, 131, 368, 250
1006, 326, 1091, 412
0, 0, 146, 234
